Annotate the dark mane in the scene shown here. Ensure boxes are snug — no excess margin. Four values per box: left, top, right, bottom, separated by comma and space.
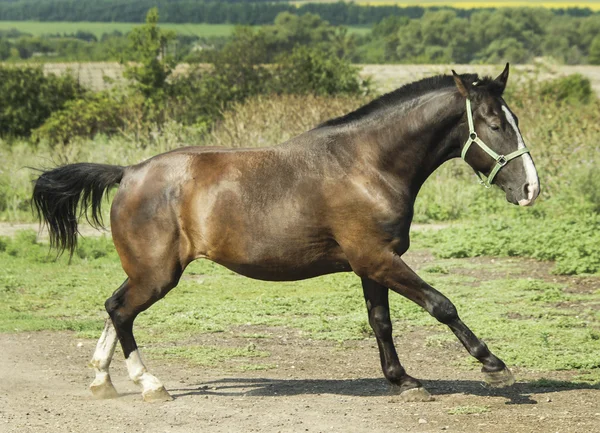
319, 73, 499, 128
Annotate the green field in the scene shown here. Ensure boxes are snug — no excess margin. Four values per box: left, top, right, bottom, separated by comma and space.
1, 230, 598, 380
0, 21, 236, 38
0, 21, 372, 38
293, 0, 600, 10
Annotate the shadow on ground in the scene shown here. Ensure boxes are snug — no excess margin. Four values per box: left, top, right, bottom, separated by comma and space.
171, 377, 599, 405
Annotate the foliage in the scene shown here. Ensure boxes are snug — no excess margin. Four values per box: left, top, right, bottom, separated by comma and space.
0, 66, 84, 137
4, 8, 600, 64
540, 73, 593, 104
31, 91, 136, 145
124, 8, 176, 124
274, 45, 369, 96
589, 35, 600, 64
366, 8, 600, 64
125, 9, 175, 96
414, 214, 600, 275
0, 0, 436, 25
172, 26, 367, 127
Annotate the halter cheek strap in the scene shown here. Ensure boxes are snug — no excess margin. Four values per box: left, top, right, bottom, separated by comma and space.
461, 99, 530, 188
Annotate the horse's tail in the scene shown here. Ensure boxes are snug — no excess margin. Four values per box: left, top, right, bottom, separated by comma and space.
32, 163, 125, 256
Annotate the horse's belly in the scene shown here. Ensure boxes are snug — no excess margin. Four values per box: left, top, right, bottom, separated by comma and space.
204, 234, 352, 281
212, 256, 353, 281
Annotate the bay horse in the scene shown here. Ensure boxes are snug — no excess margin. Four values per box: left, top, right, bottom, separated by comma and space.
33, 64, 539, 402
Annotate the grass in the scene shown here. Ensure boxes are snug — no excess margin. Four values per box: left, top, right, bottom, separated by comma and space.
414, 213, 600, 275
1, 231, 598, 381
0, 21, 372, 38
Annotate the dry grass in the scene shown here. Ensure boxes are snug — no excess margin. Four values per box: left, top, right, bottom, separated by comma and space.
206, 94, 367, 148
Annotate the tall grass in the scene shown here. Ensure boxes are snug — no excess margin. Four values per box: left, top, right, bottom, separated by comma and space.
0, 94, 366, 221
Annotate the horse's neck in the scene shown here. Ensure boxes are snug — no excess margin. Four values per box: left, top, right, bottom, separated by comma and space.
371, 91, 464, 194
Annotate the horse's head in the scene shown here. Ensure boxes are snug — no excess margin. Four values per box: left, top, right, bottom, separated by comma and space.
452, 64, 540, 206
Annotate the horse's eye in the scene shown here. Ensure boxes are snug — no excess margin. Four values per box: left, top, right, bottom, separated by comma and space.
490, 124, 500, 131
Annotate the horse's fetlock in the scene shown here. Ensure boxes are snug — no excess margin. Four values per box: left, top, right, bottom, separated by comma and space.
472, 342, 490, 359
383, 365, 405, 382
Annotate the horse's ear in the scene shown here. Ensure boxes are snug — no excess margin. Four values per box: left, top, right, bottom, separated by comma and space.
452, 70, 469, 98
494, 63, 510, 94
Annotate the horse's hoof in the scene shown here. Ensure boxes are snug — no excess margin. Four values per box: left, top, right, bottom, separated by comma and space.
483, 367, 515, 388
397, 387, 434, 402
142, 386, 173, 403
90, 381, 119, 399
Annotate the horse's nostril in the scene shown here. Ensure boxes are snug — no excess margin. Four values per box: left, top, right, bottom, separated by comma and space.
523, 183, 530, 197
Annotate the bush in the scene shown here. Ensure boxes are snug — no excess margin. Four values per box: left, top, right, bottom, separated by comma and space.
540, 74, 593, 105
32, 90, 150, 146
0, 66, 84, 137
171, 31, 367, 127
170, 27, 272, 126
274, 45, 370, 96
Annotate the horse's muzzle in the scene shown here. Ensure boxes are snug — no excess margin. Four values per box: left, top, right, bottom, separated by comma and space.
517, 181, 540, 206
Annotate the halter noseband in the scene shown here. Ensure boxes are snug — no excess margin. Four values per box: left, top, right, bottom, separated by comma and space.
461, 99, 530, 188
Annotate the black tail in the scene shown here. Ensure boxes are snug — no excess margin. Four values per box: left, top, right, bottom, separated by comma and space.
32, 163, 125, 256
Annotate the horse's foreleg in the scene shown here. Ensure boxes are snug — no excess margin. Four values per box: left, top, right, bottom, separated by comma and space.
361, 278, 432, 402
367, 254, 514, 389
88, 317, 119, 399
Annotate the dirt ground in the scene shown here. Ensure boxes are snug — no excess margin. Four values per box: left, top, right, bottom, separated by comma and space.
1, 328, 599, 433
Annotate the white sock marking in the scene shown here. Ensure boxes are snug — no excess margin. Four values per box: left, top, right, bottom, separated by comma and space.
89, 319, 117, 385
502, 105, 539, 205
126, 349, 165, 393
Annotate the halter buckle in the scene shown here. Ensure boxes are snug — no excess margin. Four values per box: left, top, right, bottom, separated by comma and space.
497, 155, 507, 166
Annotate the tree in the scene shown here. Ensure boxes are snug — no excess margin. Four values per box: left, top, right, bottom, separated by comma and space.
0, 39, 9, 60
589, 35, 600, 65
124, 8, 176, 103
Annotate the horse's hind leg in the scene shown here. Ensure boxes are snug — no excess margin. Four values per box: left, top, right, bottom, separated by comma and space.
89, 317, 119, 399
105, 266, 182, 402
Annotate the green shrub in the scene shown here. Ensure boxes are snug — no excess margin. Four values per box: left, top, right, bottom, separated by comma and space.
171, 27, 272, 126
540, 74, 593, 105
274, 45, 370, 96
31, 91, 130, 145
171, 30, 367, 127
0, 66, 84, 137
576, 165, 600, 214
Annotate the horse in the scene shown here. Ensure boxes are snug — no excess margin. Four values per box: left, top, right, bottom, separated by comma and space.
32, 63, 540, 403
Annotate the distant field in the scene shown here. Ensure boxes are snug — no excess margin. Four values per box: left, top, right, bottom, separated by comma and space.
293, 0, 600, 9
0, 22, 236, 38
0, 21, 372, 38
